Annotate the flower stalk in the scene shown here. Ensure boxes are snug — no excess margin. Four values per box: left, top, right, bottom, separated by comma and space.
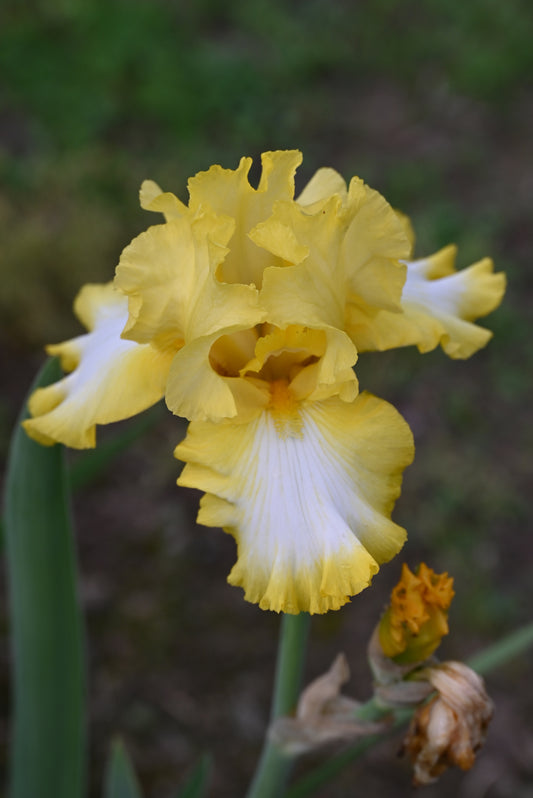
246, 612, 311, 798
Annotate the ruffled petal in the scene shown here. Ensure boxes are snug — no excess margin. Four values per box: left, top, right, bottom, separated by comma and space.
176, 392, 414, 614
187, 151, 303, 286
23, 283, 174, 448
275, 174, 410, 317
248, 215, 309, 265
115, 210, 263, 352
166, 321, 358, 423
259, 197, 346, 329
356, 246, 507, 358
341, 178, 410, 313
259, 231, 360, 402
256, 187, 409, 354
241, 324, 358, 404
164, 333, 267, 422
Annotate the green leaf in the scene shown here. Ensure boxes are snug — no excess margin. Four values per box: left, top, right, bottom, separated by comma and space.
104, 739, 144, 798
4, 358, 86, 798
174, 754, 212, 798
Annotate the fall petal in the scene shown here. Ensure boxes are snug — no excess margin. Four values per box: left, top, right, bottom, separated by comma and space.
23, 283, 173, 448
358, 246, 506, 357
176, 392, 413, 614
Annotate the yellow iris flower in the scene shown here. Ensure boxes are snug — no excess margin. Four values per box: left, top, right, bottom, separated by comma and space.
23, 151, 505, 614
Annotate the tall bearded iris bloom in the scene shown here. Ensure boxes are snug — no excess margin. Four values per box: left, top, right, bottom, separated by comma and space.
23, 151, 505, 614
176, 324, 414, 613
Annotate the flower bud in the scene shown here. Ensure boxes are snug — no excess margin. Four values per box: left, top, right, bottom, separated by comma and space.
402, 661, 493, 786
378, 563, 454, 664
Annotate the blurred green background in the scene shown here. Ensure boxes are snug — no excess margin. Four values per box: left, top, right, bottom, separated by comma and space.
1, 0, 532, 796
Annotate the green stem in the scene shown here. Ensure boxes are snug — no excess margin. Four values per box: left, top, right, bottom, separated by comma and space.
271, 612, 312, 720
353, 696, 390, 723
286, 620, 533, 798
245, 613, 311, 798
467, 621, 533, 675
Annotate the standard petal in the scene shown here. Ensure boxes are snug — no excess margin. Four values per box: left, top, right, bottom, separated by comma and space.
341, 178, 410, 312
248, 215, 309, 265
357, 246, 507, 358
23, 283, 174, 448
257, 188, 409, 354
176, 392, 414, 614
187, 151, 303, 286
115, 210, 263, 352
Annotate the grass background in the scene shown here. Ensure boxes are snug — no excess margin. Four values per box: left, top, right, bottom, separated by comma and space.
1, 0, 532, 796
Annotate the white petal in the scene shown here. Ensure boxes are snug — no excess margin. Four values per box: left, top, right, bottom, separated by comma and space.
176, 393, 413, 614
24, 284, 173, 448
400, 249, 506, 357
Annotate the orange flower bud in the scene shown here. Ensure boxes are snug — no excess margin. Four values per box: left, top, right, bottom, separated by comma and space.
379, 563, 454, 664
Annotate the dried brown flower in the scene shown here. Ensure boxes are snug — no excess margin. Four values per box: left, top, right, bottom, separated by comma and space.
402, 661, 493, 786
270, 654, 388, 755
